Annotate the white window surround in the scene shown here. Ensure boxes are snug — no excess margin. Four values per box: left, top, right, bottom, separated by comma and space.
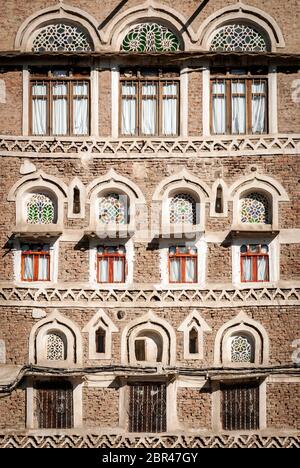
68, 177, 86, 219
129, 324, 167, 365
13, 237, 59, 286
0, 340, 6, 364
83, 309, 118, 360
210, 179, 229, 218
121, 311, 176, 366
178, 310, 211, 360
89, 237, 134, 287
158, 237, 207, 288
232, 235, 279, 288
29, 309, 83, 367
214, 311, 269, 367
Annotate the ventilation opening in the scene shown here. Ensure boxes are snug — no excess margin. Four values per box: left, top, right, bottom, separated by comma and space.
189, 328, 198, 354
215, 185, 224, 214
96, 327, 106, 354
73, 187, 81, 214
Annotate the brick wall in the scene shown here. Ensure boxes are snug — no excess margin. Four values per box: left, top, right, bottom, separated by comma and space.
83, 387, 119, 428
0, 389, 25, 430
177, 386, 211, 430
267, 383, 300, 429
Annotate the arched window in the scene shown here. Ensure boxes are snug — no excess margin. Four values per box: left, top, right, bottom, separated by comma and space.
121, 23, 180, 52
215, 185, 224, 214
26, 193, 56, 224
32, 23, 92, 52
95, 327, 106, 354
73, 187, 81, 214
169, 193, 197, 224
98, 193, 128, 224
210, 24, 268, 52
240, 192, 270, 224
134, 331, 163, 363
230, 334, 254, 363
46, 332, 67, 361
189, 328, 199, 354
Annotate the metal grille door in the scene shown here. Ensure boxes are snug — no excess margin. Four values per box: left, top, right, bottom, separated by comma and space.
129, 383, 167, 433
36, 381, 73, 429
221, 382, 259, 431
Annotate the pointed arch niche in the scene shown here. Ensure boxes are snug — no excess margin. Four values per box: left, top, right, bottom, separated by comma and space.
83, 309, 118, 360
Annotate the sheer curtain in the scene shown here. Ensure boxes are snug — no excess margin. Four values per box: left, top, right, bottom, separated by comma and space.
38, 255, 49, 281
252, 81, 266, 133
122, 84, 136, 135
73, 82, 88, 135
257, 256, 268, 281
53, 83, 67, 135
185, 258, 196, 282
113, 258, 124, 282
24, 255, 34, 280
99, 258, 109, 282
162, 83, 177, 136
142, 84, 157, 135
232, 82, 246, 134
170, 258, 180, 282
32, 83, 47, 135
242, 257, 252, 281
212, 82, 226, 134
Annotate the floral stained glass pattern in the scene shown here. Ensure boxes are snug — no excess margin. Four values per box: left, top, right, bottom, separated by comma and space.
27, 194, 55, 225
170, 194, 196, 224
47, 333, 65, 361
32, 23, 92, 52
240, 192, 269, 224
99, 193, 127, 224
210, 24, 267, 52
231, 335, 253, 363
121, 23, 180, 52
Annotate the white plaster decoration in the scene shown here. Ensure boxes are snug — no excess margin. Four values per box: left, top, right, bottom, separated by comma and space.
28, 309, 83, 367
210, 179, 229, 218
121, 311, 176, 366
83, 309, 118, 360
32, 309, 47, 319
0, 340, 6, 364
15, 4, 101, 52
178, 310, 211, 360
202, 64, 210, 136
180, 68, 189, 138
32, 23, 92, 52
68, 177, 86, 219
91, 67, 99, 137
268, 65, 278, 134
198, 2, 286, 52
214, 311, 269, 367
20, 159, 36, 176
22, 66, 29, 136
0, 79, 6, 104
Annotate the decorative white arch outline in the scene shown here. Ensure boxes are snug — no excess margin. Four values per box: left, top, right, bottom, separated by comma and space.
210, 178, 229, 218
83, 309, 118, 360
198, 2, 286, 52
178, 310, 211, 360
29, 309, 83, 367
15, 3, 101, 52
121, 311, 176, 366
214, 311, 269, 366
68, 177, 86, 220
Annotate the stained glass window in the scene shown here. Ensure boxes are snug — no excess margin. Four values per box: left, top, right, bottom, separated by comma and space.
99, 193, 127, 224
170, 194, 197, 224
231, 335, 253, 363
121, 23, 180, 52
47, 333, 65, 361
32, 23, 92, 52
240, 192, 270, 224
27, 193, 55, 225
210, 24, 267, 52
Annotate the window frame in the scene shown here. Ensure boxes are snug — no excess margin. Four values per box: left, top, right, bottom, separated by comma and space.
168, 246, 198, 284
240, 244, 269, 283
21, 244, 51, 282
210, 69, 268, 135
97, 245, 127, 284
119, 71, 180, 137
29, 69, 91, 137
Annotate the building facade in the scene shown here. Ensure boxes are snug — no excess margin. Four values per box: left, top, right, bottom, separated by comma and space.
0, 0, 299, 449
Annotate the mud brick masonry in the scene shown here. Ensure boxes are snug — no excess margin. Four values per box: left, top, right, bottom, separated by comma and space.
0, 0, 299, 449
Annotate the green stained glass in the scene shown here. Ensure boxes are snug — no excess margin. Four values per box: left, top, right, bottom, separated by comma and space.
121, 23, 180, 53
27, 193, 55, 224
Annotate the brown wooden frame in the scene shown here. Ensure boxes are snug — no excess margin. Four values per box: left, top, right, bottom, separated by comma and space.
21, 244, 50, 282
120, 73, 180, 137
30, 70, 90, 137
97, 246, 126, 284
169, 246, 198, 284
240, 244, 269, 283
210, 70, 268, 135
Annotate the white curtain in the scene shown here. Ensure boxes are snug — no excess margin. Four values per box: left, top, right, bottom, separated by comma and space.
242, 257, 252, 281
232, 82, 246, 134
113, 258, 124, 282
73, 83, 88, 135
252, 81, 266, 133
122, 84, 136, 135
212, 82, 226, 134
53, 83, 67, 135
170, 258, 180, 282
142, 84, 157, 135
185, 258, 196, 282
24, 255, 34, 280
257, 256, 268, 281
99, 258, 109, 282
37, 255, 49, 281
32, 84, 47, 135
162, 84, 177, 136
